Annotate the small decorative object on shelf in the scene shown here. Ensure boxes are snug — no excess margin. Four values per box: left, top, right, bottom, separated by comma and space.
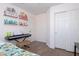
19, 11, 28, 21
4, 32, 13, 37
4, 19, 17, 25
4, 7, 18, 18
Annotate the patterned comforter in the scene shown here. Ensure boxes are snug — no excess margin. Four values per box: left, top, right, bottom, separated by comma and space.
0, 42, 38, 56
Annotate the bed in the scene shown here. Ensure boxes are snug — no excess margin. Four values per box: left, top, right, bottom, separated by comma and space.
0, 42, 38, 56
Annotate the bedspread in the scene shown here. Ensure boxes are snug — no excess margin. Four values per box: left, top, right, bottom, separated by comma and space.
0, 43, 38, 56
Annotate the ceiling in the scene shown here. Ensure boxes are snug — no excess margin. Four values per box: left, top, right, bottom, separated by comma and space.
12, 3, 61, 15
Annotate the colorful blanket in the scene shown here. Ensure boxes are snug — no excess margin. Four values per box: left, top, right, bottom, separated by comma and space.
0, 43, 38, 56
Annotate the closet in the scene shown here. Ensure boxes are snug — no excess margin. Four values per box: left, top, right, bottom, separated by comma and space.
55, 9, 79, 52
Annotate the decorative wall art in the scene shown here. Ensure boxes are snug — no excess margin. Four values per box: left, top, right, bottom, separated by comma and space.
4, 7, 28, 20
4, 18, 28, 26
4, 7, 18, 18
4, 7, 28, 26
4, 19, 17, 25
19, 11, 28, 20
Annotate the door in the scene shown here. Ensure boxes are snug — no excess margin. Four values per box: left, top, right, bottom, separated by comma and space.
55, 10, 79, 51
66, 10, 79, 51
55, 12, 70, 50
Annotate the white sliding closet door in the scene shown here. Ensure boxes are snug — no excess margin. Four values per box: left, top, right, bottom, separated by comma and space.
55, 12, 70, 50
55, 10, 79, 51
66, 10, 79, 51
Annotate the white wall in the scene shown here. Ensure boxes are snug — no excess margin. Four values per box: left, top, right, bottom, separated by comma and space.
47, 5, 54, 47
0, 3, 32, 43
30, 15, 36, 41
32, 12, 49, 43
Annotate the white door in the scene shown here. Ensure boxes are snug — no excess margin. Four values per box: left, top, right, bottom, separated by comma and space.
55, 10, 79, 51
66, 10, 79, 51
55, 12, 70, 50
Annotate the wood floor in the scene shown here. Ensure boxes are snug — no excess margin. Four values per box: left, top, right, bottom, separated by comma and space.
19, 41, 79, 56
